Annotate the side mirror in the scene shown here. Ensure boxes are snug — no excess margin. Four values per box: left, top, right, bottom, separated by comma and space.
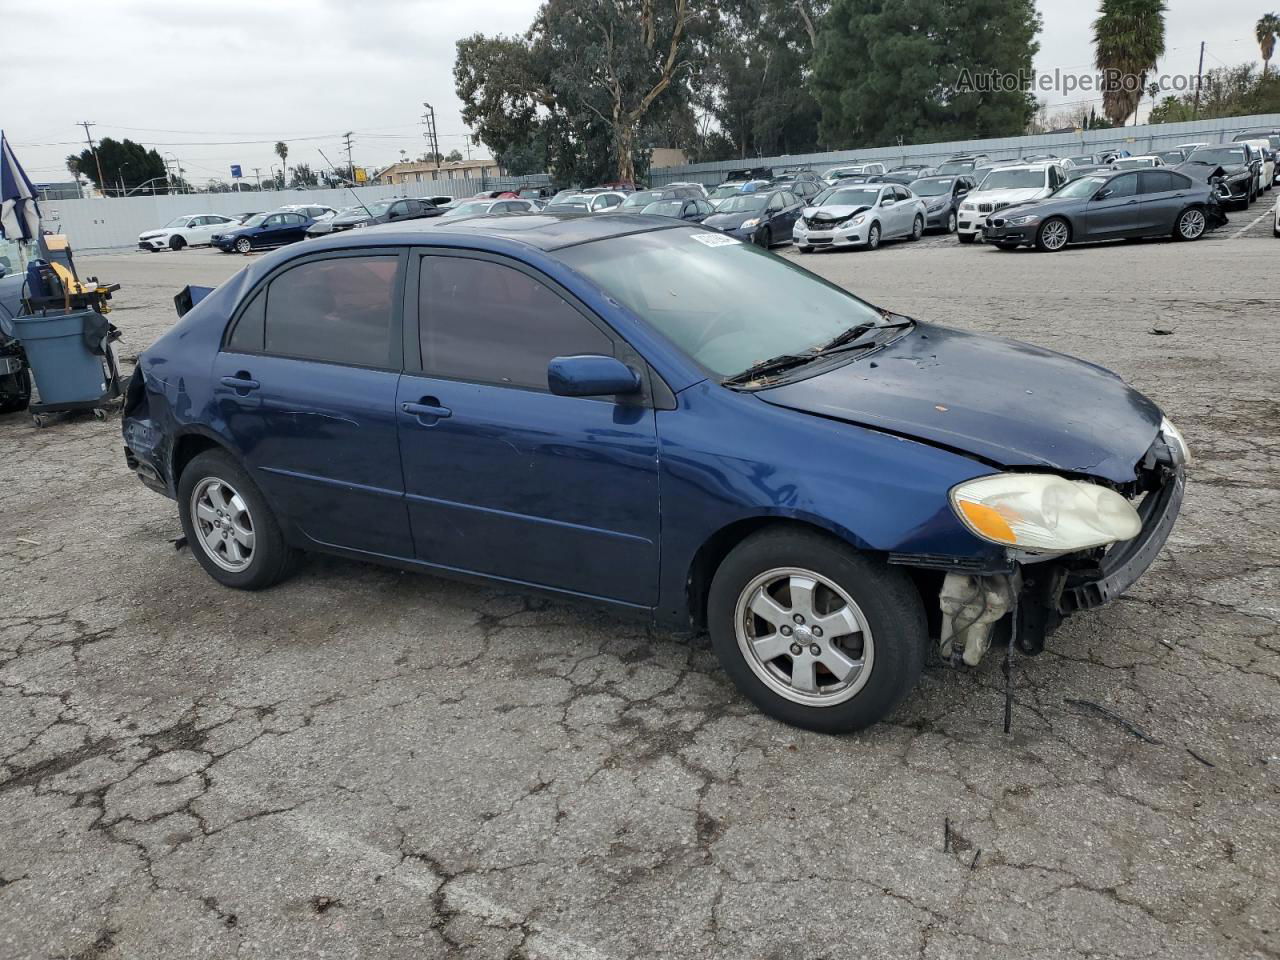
881, 198, 896, 206
548, 355, 641, 398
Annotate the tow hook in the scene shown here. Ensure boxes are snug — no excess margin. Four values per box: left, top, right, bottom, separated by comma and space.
939, 573, 1016, 667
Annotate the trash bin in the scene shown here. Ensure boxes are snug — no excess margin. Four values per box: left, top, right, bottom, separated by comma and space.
8, 309, 120, 424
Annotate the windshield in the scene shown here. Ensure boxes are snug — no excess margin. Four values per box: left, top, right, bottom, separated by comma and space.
643, 200, 685, 216
908, 178, 953, 197
936, 161, 974, 175
240, 214, 267, 228
560, 229, 890, 379
621, 191, 663, 208
818, 187, 879, 207
1052, 175, 1108, 199
715, 195, 767, 213
1188, 146, 1247, 166
442, 201, 490, 217
709, 185, 741, 200
545, 201, 588, 213
977, 168, 1046, 189
164, 217, 193, 228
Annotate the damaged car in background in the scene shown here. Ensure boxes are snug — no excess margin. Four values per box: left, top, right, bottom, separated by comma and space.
122, 216, 1187, 733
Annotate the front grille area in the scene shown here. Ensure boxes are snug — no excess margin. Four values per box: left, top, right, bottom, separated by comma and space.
804, 216, 847, 230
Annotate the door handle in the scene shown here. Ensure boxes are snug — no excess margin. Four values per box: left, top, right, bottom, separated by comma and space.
1124, 199, 1140, 205
220, 374, 260, 393
402, 398, 452, 423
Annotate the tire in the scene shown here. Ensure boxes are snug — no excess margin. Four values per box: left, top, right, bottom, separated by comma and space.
957, 232, 976, 244
756, 227, 771, 248
909, 215, 924, 241
1035, 217, 1071, 252
177, 450, 296, 590
0, 369, 31, 414
865, 223, 881, 250
945, 211, 957, 234
1174, 206, 1207, 242
235, 237, 252, 254
169, 235, 186, 251
707, 527, 926, 733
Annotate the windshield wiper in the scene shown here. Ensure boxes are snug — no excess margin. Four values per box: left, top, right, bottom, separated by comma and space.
722, 353, 817, 386
817, 314, 914, 354
723, 315, 915, 387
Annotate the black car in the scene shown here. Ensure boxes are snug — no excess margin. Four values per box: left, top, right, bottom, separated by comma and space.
935, 155, 990, 176
772, 175, 823, 200
703, 188, 804, 246
306, 197, 441, 238
907, 175, 977, 233
639, 197, 716, 223
983, 169, 1225, 252
1176, 144, 1260, 209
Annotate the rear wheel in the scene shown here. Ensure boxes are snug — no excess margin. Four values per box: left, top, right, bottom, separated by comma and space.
707, 528, 926, 733
1035, 217, 1071, 252
177, 450, 295, 590
1174, 206, 1207, 241
169, 235, 186, 251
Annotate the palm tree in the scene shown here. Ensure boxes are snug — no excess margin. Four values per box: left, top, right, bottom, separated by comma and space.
274, 140, 288, 169
1093, 0, 1168, 126
1257, 13, 1280, 75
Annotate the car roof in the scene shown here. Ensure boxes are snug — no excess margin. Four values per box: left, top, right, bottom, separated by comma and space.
305, 212, 687, 252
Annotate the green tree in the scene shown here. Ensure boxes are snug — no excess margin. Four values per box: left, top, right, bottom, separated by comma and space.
274, 140, 289, 169
1093, 0, 1167, 126
289, 163, 319, 188
811, 0, 1041, 147
445, 149, 464, 162
1257, 13, 1280, 75
68, 137, 167, 195
456, 0, 699, 185
1150, 62, 1280, 122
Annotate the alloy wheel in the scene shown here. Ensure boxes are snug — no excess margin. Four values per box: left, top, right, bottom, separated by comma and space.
190, 477, 256, 573
947, 212, 957, 233
235, 238, 251, 253
733, 567, 875, 707
1040, 219, 1069, 251
1178, 209, 1206, 240
867, 224, 880, 249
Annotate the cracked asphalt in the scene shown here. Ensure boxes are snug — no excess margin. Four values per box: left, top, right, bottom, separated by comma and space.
2, 228, 1278, 960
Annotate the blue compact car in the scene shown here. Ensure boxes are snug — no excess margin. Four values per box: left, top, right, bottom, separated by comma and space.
122, 215, 1188, 732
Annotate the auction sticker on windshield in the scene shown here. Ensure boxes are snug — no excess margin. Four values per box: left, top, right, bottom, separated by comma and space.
690, 233, 741, 247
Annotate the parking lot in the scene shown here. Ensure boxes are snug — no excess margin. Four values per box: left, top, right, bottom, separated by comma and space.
2, 230, 1278, 960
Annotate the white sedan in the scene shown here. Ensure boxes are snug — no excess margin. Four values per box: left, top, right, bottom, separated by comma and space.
138, 214, 240, 252
793, 183, 928, 252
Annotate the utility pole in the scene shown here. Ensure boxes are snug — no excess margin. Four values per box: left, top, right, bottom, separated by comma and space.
343, 131, 355, 183
252, 167, 262, 190
421, 104, 440, 170
1193, 41, 1205, 118
78, 121, 106, 197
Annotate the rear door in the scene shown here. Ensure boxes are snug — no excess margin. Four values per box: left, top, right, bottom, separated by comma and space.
396, 250, 661, 605
211, 250, 413, 558
1136, 169, 1183, 233
1084, 173, 1142, 239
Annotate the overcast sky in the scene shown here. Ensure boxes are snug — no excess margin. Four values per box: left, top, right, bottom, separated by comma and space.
3, 0, 1268, 185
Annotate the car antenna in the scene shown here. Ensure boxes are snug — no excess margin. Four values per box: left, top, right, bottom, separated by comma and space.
317, 148, 375, 218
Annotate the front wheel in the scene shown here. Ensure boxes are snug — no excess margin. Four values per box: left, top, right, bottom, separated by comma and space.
909, 215, 924, 241
234, 237, 252, 254
169, 235, 186, 251
755, 227, 772, 248
1174, 207, 1207, 241
945, 211, 957, 233
707, 528, 926, 733
865, 223, 881, 250
177, 450, 295, 590
1035, 217, 1071, 252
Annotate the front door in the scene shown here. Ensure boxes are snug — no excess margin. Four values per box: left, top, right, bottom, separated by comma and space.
1084, 172, 1143, 239
212, 251, 413, 558
397, 251, 661, 606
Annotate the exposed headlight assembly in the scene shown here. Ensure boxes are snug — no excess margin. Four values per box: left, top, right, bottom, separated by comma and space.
1160, 416, 1191, 465
950, 474, 1142, 554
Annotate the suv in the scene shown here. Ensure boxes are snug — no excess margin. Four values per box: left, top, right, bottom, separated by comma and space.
935, 155, 992, 177
957, 162, 1068, 243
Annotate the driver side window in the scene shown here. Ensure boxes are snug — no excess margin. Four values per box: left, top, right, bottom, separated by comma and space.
767, 194, 783, 212
1104, 174, 1138, 199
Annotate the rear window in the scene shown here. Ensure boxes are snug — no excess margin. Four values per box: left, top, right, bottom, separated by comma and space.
262, 256, 399, 368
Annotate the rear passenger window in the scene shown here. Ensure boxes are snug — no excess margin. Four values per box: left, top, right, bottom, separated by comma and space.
263, 256, 398, 368
419, 256, 613, 390
227, 289, 265, 353
1139, 170, 1175, 193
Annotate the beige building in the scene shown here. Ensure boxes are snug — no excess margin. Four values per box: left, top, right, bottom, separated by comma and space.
376, 158, 506, 186
649, 147, 688, 169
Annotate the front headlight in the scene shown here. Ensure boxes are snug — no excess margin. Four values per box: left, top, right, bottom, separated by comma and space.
1005, 214, 1039, 225
926, 200, 947, 211
740, 218, 761, 229
1160, 416, 1191, 465
851, 215, 866, 225
950, 473, 1142, 554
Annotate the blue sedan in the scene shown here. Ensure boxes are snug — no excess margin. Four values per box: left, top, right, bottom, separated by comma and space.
122, 214, 1187, 732
212, 210, 314, 253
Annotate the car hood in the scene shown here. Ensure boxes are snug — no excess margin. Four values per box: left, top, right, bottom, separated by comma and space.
802, 204, 871, 222
755, 322, 1162, 485
138, 229, 171, 239
1177, 161, 1248, 181
704, 210, 768, 229
965, 186, 1046, 205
